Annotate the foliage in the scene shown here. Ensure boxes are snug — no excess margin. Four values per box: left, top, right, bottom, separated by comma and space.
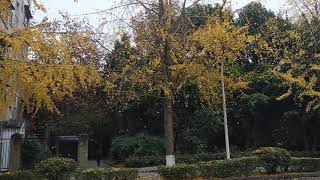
111, 133, 165, 161
125, 155, 165, 168
160, 157, 258, 179
289, 157, 320, 172
0, 171, 38, 180
253, 147, 291, 173
0, 15, 101, 115
177, 108, 224, 152
75, 168, 138, 180
198, 157, 258, 178
237, 2, 275, 34
125, 152, 249, 168
35, 157, 78, 180
160, 164, 200, 179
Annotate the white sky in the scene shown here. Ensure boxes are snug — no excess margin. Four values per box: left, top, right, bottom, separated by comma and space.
35, 0, 288, 26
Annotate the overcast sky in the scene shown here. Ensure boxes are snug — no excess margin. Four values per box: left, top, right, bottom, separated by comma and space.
35, 0, 288, 26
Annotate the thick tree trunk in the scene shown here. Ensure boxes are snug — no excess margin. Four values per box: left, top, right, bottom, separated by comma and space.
158, 0, 175, 166
164, 94, 175, 166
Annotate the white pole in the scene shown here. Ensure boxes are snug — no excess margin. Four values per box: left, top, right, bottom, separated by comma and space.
221, 60, 231, 160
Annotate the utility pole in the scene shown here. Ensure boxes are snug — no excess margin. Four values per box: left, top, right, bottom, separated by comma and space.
221, 59, 231, 160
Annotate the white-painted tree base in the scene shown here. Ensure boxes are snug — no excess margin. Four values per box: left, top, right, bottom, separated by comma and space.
166, 155, 176, 166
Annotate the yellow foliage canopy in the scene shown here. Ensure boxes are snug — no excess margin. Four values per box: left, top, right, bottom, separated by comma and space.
0, 18, 101, 114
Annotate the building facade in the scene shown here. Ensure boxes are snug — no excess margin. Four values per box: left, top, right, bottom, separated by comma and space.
0, 0, 32, 171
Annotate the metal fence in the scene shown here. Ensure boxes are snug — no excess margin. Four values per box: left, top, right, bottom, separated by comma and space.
0, 136, 48, 172
0, 135, 85, 171
0, 138, 11, 171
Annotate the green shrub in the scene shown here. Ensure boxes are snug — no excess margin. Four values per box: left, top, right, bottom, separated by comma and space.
290, 157, 320, 172
0, 171, 38, 180
176, 153, 225, 164
160, 157, 258, 179
111, 133, 165, 161
124, 152, 248, 167
35, 157, 78, 180
198, 157, 258, 178
21, 138, 51, 169
125, 155, 165, 167
253, 147, 291, 173
76, 168, 138, 180
160, 164, 200, 179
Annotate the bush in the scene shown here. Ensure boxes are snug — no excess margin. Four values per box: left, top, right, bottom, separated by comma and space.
0, 171, 38, 180
289, 157, 320, 172
75, 168, 138, 180
160, 157, 258, 179
111, 133, 165, 161
35, 157, 78, 180
198, 157, 258, 178
160, 164, 200, 179
253, 147, 291, 173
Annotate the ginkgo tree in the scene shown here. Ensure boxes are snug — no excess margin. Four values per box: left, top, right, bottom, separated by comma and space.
104, 0, 252, 166
0, 1, 101, 117
273, 0, 320, 111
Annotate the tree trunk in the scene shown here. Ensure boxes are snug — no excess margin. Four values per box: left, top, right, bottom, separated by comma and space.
158, 0, 175, 166
164, 94, 175, 166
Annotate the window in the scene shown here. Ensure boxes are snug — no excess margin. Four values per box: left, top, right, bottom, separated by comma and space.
0, 39, 5, 60
24, 5, 32, 20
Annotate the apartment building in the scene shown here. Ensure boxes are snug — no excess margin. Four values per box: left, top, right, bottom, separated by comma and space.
0, 0, 32, 171
0, 0, 32, 33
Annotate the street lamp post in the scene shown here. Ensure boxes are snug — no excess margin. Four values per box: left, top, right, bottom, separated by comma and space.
221, 60, 231, 160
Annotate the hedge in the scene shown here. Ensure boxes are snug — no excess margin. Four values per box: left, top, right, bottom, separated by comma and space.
160, 157, 258, 179
35, 157, 78, 180
0, 171, 39, 180
74, 168, 138, 180
0, 168, 138, 180
160, 164, 200, 179
125, 152, 248, 167
160, 157, 320, 179
253, 147, 291, 173
289, 157, 320, 172
198, 157, 258, 178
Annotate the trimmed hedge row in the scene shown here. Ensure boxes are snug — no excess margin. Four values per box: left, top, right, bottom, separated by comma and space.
0, 171, 39, 180
160, 157, 258, 179
290, 157, 320, 172
125, 152, 248, 167
160, 147, 320, 179
74, 168, 138, 180
0, 168, 138, 180
253, 147, 291, 173
160, 157, 320, 179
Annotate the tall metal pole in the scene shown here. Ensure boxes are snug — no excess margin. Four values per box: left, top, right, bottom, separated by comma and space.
221, 60, 231, 160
